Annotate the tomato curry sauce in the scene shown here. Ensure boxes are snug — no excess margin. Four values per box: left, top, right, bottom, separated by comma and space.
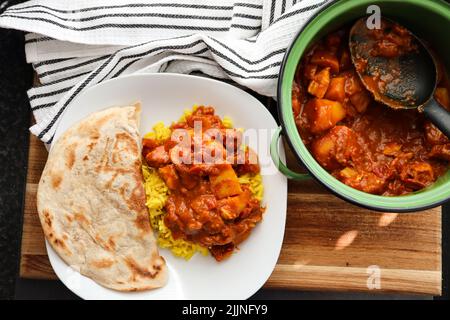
293, 27, 450, 196
142, 107, 264, 261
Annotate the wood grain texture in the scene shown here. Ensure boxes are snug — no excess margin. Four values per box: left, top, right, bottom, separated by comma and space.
20, 134, 442, 295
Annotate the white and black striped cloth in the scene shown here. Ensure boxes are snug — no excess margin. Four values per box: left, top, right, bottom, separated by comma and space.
0, 0, 330, 144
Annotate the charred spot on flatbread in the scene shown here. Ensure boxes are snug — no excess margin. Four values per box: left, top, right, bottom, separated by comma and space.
124, 256, 160, 280
51, 172, 63, 189
91, 259, 114, 269
43, 209, 52, 228
64, 142, 77, 169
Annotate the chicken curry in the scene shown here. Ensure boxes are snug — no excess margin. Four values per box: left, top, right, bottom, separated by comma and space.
142, 107, 264, 261
293, 27, 450, 195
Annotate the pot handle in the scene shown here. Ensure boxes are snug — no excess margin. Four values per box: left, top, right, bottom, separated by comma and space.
270, 126, 311, 181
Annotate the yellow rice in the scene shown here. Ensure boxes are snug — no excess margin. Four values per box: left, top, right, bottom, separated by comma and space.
142, 107, 264, 260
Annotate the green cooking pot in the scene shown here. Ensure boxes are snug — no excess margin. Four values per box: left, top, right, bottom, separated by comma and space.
272, 0, 450, 212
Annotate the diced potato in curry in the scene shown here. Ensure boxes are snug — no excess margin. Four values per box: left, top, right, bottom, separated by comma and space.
311, 126, 360, 170
383, 142, 402, 156
217, 189, 251, 220
307, 67, 330, 98
311, 133, 335, 169
349, 91, 371, 113
209, 163, 243, 199
400, 162, 435, 190
304, 98, 346, 133
325, 77, 346, 102
339, 167, 358, 179
338, 170, 388, 195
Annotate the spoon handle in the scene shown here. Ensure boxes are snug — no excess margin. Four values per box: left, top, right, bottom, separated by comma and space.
423, 98, 450, 139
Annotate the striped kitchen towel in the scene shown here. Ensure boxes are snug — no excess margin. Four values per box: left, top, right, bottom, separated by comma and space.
0, 0, 330, 144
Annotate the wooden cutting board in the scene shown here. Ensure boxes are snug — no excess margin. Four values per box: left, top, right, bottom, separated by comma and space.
20, 133, 442, 295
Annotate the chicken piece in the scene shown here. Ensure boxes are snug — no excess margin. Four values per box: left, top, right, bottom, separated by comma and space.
325, 77, 346, 102
292, 81, 304, 117
424, 121, 449, 145
217, 189, 251, 220
342, 101, 358, 118
142, 138, 161, 150
158, 165, 180, 190
190, 194, 217, 217
337, 168, 387, 195
310, 50, 340, 73
307, 67, 330, 98
304, 98, 346, 133
169, 145, 191, 165
344, 71, 364, 96
165, 195, 202, 236
201, 140, 226, 164
400, 162, 435, 190
142, 138, 161, 158
178, 170, 199, 189
383, 142, 402, 156
390, 152, 414, 173
210, 243, 235, 262
145, 145, 170, 167
186, 106, 222, 129
188, 163, 222, 176
350, 90, 371, 113
163, 138, 180, 152
209, 164, 242, 199
311, 126, 360, 170
292, 93, 301, 118
235, 147, 260, 175
238, 199, 265, 221
304, 63, 318, 80
430, 144, 450, 161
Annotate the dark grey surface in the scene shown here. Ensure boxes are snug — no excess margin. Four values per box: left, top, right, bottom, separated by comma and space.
0, 0, 32, 299
14, 278, 432, 300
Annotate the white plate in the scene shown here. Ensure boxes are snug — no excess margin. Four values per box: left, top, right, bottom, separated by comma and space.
48, 73, 287, 300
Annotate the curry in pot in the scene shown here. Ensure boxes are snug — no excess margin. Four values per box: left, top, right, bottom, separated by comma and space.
292, 27, 450, 196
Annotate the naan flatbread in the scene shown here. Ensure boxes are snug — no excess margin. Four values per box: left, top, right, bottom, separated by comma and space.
37, 104, 167, 291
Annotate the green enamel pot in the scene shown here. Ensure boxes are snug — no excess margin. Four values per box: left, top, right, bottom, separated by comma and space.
272, 0, 450, 212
